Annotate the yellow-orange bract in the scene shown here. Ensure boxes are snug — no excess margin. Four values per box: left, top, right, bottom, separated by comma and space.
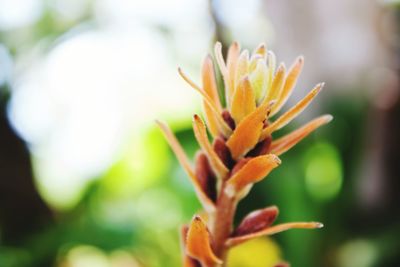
158, 41, 332, 267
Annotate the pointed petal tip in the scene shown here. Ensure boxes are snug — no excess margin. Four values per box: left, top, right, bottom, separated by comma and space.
226, 220, 323, 247
265, 99, 278, 110
269, 99, 277, 106
305, 221, 324, 229
277, 63, 286, 71
192, 114, 202, 124
193, 215, 202, 222
177, 67, 185, 77
204, 54, 213, 61
309, 82, 324, 96
231, 41, 239, 48
323, 114, 333, 123
315, 83, 324, 92
155, 119, 167, 128
271, 154, 282, 165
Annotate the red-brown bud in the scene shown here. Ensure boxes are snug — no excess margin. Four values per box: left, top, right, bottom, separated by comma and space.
246, 135, 272, 157
233, 206, 279, 237
221, 109, 236, 130
195, 152, 217, 202
213, 136, 234, 169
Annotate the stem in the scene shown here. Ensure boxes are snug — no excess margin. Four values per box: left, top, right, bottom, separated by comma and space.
210, 181, 237, 266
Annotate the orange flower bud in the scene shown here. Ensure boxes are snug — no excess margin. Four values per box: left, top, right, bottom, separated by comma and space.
186, 216, 222, 267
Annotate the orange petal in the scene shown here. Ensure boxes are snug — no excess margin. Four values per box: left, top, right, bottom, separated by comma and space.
233, 206, 279, 237
230, 76, 256, 125
186, 216, 223, 267
193, 115, 229, 179
181, 225, 201, 267
270, 115, 333, 155
202, 55, 222, 111
266, 51, 277, 92
226, 221, 323, 247
260, 83, 324, 140
226, 41, 241, 107
249, 54, 264, 72
271, 56, 304, 116
235, 49, 249, 86
250, 59, 268, 104
202, 101, 221, 138
214, 41, 227, 75
226, 101, 275, 160
178, 67, 232, 137
253, 42, 267, 57
156, 121, 215, 213
263, 63, 286, 105
225, 154, 281, 196
178, 67, 222, 114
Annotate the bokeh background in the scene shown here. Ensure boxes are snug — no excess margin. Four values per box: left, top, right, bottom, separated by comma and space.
1, 0, 400, 266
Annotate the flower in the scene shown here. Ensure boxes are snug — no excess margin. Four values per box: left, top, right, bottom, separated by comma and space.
157, 41, 332, 267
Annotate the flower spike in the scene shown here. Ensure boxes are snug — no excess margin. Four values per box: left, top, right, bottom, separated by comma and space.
158, 41, 330, 266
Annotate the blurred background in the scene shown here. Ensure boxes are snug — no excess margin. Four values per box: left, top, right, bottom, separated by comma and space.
0, 0, 400, 266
